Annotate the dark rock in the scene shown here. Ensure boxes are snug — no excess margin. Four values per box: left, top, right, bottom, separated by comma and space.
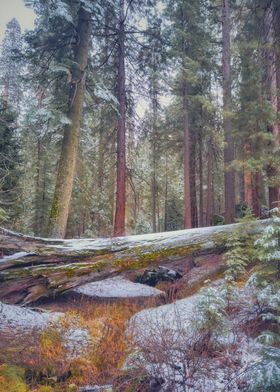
260, 206, 270, 219
136, 266, 183, 287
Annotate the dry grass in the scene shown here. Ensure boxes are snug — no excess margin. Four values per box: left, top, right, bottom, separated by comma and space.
0, 299, 145, 390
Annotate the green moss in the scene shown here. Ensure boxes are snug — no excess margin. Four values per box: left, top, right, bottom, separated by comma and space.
212, 232, 229, 248
49, 193, 59, 221
113, 244, 203, 271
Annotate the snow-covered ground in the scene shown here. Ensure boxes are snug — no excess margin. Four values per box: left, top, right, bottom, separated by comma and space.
0, 301, 89, 354
0, 301, 61, 329
128, 283, 260, 392
73, 276, 164, 298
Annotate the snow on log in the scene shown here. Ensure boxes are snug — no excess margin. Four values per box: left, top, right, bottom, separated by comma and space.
0, 221, 268, 304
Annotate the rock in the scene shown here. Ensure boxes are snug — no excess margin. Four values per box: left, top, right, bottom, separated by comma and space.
0, 301, 89, 354
136, 266, 183, 286
0, 301, 60, 330
72, 276, 164, 299
79, 386, 112, 392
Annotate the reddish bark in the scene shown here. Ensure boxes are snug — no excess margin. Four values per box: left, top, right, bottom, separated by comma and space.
114, 0, 126, 236
206, 144, 214, 226
190, 131, 198, 227
252, 171, 263, 217
222, 0, 235, 223
198, 132, 204, 227
183, 83, 192, 229
265, 4, 280, 208
243, 143, 253, 209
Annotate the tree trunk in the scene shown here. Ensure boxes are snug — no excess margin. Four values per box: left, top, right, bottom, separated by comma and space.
47, 7, 91, 238
222, 0, 235, 223
252, 171, 263, 217
206, 144, 214, 226
243, 143, 253, 209
34, 139, 43, 236
0, 220, 267, 305
183, 83, 192, 228
151, 139, 157, 233
264, 3, 280, 208
114, 0, 126, 237
199, 132, 204, 227
190, 131, 198, 227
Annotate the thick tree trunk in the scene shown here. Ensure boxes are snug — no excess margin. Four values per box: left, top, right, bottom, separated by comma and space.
264, 3, 280, 208
114, 0, 126, 237
222, 0, 235, 223
48, 7, 91, 238
183, 83, 192, 229
0, 220, 268, 305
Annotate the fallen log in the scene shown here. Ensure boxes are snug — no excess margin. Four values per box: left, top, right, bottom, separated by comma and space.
0, 220, 268, 304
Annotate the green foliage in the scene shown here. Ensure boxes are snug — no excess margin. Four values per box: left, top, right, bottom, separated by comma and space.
0, 101, 20, 223
255, 212, 280, 283
245, 347, 280, 392
194, 284, 227, 334
224, 230, 250, 281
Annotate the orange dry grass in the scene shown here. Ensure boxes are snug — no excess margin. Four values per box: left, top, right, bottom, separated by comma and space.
0, 300, 143, 389
68, 301, 143, 385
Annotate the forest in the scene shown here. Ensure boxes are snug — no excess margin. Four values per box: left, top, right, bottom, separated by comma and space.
1, 0, 280, 391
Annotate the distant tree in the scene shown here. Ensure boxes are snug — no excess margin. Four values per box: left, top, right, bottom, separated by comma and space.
0, 18, 22, 111
0, 100, 20, 223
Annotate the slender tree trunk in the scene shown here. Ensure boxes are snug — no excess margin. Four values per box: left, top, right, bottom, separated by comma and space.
114, 0, 126, 236
151, 140, 157, 232
190, 131, 198, 227
198, 132, 204, 226
48, 7, 91, 238
34, 139, 43, 236
164, 157, 168, 231
243, 143, 253, 209
183, 83, 192, 228
206, 144, 213, 226
222, 0, 235, 223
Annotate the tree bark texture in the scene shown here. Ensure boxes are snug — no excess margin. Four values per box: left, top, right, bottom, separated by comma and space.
183, 83, 192, 229
222, 0, 235, 223
48, 7, 91, 239
114, 0, 127, 237
264, 4, 280, 208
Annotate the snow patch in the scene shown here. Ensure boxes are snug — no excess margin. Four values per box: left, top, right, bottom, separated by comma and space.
0, 301, 61, 329
73, 277, 164, 298
0, 302, 89, 354
0, 251, 32, 263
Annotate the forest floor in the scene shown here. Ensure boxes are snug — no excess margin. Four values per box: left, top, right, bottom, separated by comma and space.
0, 255, 270, 392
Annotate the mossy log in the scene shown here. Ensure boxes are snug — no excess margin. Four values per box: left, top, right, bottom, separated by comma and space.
0, 221, 267, 304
